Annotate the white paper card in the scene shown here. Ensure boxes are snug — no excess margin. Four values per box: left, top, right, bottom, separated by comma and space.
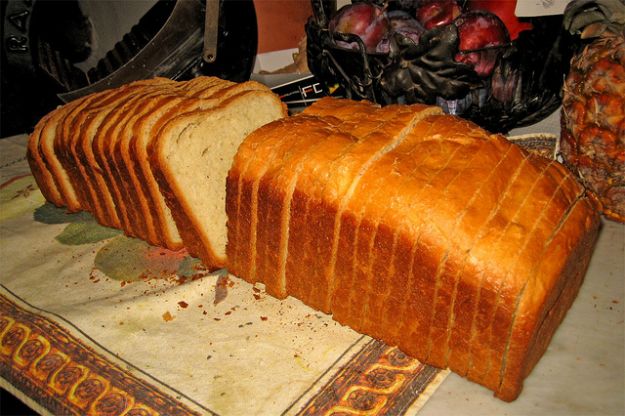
515, 0, 572, 17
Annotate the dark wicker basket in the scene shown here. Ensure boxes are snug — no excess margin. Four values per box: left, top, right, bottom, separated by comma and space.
306, 0, 572, 133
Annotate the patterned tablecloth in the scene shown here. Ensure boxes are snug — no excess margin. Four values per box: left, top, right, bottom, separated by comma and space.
0, 133, 448, 415
1, 127, 624, 416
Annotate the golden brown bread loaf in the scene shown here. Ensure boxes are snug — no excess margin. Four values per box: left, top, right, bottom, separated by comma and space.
226, 97, 601, 401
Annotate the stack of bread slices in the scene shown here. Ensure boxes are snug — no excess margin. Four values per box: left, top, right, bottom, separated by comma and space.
27, 76, 288, 269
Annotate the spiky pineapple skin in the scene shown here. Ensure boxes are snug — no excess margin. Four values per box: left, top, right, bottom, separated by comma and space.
561, 32, 625, 223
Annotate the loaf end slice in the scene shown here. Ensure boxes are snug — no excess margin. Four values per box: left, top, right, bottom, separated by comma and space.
495, 193, 600, 401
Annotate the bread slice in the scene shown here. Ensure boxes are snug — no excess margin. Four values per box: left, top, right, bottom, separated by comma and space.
131, 80, 242, 249
446, 147, 533, 377
137, 80, 267, 251
112, 77, 228, 243
40, 93, 105, 212
76, 82, 176, 228
27, 111, 65, 206
149, 89, 287, 269
127, 78, 236, 246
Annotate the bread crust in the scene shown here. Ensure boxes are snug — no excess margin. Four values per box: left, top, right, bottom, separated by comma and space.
27, 112, 64, 206
446, 147, 532, 377
252, 99, 388, 297
496, 195, 600, 400
337, 115, 463, 345
476, 161, 586, 395
255, 117, 339, 297
306, 104, 440, 314
464, 157, 558, 382
422, 134, 510, 368
39, 96, 94, 211
227, 117, 315, 283
283, 100, 392, 308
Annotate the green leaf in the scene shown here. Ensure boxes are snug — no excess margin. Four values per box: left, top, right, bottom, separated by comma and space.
34, 203, 92, 225
94, 236, 193, 282
94, 236, 152, 281
55, 219, 121, 245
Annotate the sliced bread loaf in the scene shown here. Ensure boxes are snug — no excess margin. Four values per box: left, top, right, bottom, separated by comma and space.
226, 97, 600, 401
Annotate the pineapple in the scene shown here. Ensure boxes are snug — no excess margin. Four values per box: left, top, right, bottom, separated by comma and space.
560, 0, 625, 223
